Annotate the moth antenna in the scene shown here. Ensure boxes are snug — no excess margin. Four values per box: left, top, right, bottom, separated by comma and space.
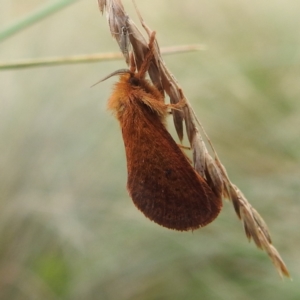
137, 31, 156, 79
91, 69, 132, 87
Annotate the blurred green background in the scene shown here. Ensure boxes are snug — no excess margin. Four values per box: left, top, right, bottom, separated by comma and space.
0, 0, 299, 299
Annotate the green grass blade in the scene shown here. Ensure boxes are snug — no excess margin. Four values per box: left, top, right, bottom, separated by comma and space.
0, 0, 81, 42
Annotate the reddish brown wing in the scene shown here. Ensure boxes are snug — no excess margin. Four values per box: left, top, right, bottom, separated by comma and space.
121, 99, 222, 231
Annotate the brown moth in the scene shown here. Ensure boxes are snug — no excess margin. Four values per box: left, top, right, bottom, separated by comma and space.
105, 32, 222, 230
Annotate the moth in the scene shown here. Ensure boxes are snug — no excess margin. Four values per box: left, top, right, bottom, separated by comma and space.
103, 33, 222, 230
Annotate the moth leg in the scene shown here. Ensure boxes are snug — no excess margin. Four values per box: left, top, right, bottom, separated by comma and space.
167, 96, 187, 111
178, 144, 191, 150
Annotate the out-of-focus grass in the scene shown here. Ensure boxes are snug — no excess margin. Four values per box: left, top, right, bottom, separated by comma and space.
0, 0, 299, 299
0, 0, 80, 42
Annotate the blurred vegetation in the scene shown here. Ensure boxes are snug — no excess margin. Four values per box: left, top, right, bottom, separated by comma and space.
0, 0, 299, 299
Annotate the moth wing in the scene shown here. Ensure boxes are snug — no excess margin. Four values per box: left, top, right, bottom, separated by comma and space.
122, 101, 222, 231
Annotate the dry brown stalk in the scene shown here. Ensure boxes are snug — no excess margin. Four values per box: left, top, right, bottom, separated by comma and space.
0, 45, 203, 70
97, 0, 290, 278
